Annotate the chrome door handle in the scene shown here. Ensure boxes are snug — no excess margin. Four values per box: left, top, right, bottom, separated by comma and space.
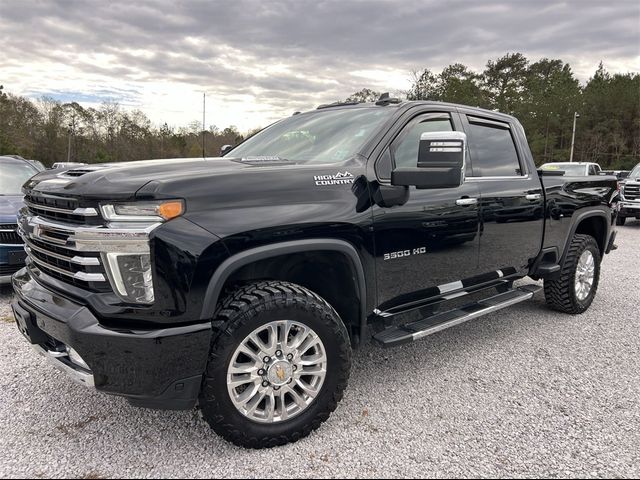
526, 194, 542, 201
456, 198, 478, 206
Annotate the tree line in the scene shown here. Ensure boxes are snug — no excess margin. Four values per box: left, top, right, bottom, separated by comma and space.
349, 54, 639, 169
0, 85, 246, 166
1, 52, 639, 169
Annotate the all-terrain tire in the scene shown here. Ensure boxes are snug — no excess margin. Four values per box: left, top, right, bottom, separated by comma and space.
199, 280, 352, 449
544, 234, 601, 314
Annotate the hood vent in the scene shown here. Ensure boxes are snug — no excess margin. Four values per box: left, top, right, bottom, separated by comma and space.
234, 156, 294, 166
64, 169, 95, 177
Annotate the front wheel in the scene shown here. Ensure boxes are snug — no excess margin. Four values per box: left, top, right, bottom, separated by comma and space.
544, 234, 601, 314
616, 216, 626, 226
199, 281, 352, 448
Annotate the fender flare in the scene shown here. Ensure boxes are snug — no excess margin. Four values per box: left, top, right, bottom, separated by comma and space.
560, 208, 610, 264
199, 238, 368, 336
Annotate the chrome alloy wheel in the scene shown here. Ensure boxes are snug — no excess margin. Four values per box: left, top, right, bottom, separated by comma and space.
226, 320, 327, 424
575, 250, 596, 301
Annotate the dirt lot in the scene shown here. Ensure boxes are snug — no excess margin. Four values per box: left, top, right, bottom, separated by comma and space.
1, 222, 639, 478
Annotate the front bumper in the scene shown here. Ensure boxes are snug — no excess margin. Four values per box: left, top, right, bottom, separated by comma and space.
11, 267, 212, 410
619, 201, 640, 217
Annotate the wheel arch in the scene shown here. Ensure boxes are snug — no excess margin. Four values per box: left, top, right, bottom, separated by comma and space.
200, 239, 367, 342
562, 209, 610, 263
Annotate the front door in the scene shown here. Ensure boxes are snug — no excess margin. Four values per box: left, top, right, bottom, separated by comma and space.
372, 111, 482, 314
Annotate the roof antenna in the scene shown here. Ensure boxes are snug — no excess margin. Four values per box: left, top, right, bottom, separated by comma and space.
376, 92, 401, 106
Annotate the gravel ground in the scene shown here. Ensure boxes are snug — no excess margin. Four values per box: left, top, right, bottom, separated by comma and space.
1, 223, 639, 478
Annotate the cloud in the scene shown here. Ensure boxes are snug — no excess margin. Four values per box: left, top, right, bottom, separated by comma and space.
0, 0, 638, 131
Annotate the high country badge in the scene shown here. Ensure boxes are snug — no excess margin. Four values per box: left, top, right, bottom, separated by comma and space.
314, 171, 355, 186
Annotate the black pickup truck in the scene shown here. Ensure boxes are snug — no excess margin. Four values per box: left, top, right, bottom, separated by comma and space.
11, 98, 619, 448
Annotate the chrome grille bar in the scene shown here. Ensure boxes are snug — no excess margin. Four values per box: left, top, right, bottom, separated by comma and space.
26, 250, 106, 282
25, 200, 98, 217
24, 239, 100, 266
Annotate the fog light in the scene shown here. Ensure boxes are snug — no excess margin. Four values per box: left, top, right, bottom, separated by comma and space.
66, 346, 90, 370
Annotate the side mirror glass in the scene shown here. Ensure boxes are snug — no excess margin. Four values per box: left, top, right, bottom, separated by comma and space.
391, 131, 466, 189
220, 144, 234, 156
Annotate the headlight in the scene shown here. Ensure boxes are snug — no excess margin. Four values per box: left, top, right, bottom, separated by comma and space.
74, 225, 157, 305
100, 200, 184, 222
96, 200, 183, 305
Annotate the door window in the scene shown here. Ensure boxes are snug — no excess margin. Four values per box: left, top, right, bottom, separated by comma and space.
466, 118, 522, 177
391, 118, 453, 169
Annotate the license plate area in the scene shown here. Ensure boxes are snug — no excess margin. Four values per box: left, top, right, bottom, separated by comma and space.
11, 303, 49, 345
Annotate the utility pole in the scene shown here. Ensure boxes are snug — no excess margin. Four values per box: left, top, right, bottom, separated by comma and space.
202, 93, 206, 158
66, 114, 75, 162
569, 111, 580, 163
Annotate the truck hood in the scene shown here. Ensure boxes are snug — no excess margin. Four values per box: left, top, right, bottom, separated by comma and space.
24, 156, 364, 204
25, 157, 257, 200
0, 195, 25, 223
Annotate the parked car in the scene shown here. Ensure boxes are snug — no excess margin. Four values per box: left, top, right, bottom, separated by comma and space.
617, 163, 640, 225
11, 99, 619, 448
540, 162, 602, 176
3, 155, 46, 172
0, 156, 40, 283
50, 162, 88, 169
601, 169, 630, 180
27, 159, 46, 171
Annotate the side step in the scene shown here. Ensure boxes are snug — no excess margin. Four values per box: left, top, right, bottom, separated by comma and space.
373, 284, 541, 348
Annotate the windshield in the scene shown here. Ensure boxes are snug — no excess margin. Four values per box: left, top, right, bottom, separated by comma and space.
226, 107, 394, 164
630, 164, 640, 178
541, 163, 586, 176
0, 161, 38, 195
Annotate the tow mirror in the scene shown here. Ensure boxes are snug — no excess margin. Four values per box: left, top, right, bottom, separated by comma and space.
391, 131, 466, 189
220, 144, 234, 156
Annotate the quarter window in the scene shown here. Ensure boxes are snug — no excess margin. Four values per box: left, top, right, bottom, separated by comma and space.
467, 120, 522, 177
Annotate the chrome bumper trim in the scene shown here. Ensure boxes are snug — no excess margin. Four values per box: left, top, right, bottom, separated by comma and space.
31, 344, 95, 388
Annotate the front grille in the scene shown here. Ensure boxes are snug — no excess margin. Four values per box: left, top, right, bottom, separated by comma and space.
19, 217, 110, 292
0, 224, 22, 244
623, 183, 640, 201
24, 193, 100, 225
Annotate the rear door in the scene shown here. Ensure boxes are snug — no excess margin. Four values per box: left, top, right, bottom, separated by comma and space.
461, 113, 544, 277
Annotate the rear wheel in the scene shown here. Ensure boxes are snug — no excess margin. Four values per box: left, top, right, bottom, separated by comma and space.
544, 234, 601, 314
199, 280, 351, 448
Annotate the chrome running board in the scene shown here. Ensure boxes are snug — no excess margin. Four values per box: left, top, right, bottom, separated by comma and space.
373, 285, 541, 348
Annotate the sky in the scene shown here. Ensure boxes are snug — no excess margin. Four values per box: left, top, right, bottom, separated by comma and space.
1, 0, 638, 132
